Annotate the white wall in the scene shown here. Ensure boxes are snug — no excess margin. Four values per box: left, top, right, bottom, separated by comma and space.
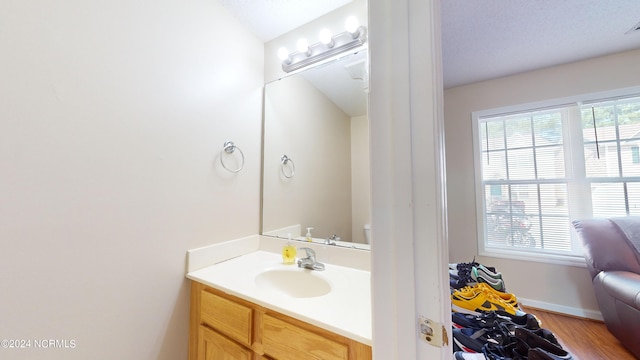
351, 115, 370, 244
0, 1, 263, 359
262, 75, 352, 240
445, 48, 640, 317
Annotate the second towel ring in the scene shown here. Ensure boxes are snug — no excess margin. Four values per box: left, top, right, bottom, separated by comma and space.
280, 155, 295, 178
220, 140, 245, 173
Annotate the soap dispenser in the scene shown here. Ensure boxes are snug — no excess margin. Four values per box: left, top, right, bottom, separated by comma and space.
282, 234, 297, 265
305, 227, 314, 242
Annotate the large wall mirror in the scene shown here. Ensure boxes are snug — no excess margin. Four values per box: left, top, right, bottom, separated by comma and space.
261, 49, 370, 249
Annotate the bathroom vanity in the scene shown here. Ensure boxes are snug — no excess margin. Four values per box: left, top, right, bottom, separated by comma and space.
189, 282, 371, 359
186, 236, 372, 360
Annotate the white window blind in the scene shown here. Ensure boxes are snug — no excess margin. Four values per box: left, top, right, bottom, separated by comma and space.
473, 91, 640, 265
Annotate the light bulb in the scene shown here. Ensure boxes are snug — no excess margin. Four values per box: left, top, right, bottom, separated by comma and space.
277, 47, 290, 61
345, 16, 360, 34
319, 28, 333, 46
296, 38, 309, 53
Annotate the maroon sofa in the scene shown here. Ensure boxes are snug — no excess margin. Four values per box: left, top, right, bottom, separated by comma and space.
572, 217, 640, 358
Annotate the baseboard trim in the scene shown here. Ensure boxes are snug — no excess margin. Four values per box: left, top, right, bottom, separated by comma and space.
519, 297, 603, 321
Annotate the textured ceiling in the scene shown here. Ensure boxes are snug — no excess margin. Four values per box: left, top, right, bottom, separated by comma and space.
441, 0, 640, 88
220, 0, 640, 88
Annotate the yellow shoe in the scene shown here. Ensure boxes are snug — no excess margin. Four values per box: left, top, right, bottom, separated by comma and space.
477, 283, 519, 308
451, 288, 521, 316
455, 283, 519, 309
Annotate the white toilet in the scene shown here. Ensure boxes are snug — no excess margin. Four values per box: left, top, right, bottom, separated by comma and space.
364, 224, 371, 244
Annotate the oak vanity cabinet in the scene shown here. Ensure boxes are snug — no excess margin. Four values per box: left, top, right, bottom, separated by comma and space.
189, 281, 372, 360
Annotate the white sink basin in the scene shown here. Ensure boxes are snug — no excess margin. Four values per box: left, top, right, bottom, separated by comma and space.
254, 268, 331, 298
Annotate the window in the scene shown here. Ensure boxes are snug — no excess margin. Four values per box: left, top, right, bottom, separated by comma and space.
473, 88, 640, 265
631, 146, 640, 164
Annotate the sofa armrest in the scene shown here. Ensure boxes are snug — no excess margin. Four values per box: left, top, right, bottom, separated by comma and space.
572, 218, 640, 278
597, 271, 640, 309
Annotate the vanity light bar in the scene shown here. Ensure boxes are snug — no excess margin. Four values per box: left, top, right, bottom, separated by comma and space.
280, 25, 368, 73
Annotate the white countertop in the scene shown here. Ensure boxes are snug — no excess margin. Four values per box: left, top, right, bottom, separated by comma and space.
187, 250, 372, 345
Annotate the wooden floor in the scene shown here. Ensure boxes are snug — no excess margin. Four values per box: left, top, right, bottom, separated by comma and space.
523, 307, 637, 360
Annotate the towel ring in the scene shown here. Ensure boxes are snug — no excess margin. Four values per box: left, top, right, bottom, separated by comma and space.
281, 155, 295, 179
220, 140, 244, 173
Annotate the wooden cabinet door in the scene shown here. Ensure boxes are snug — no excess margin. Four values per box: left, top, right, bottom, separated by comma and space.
199, 325, 252, 360
262, 314, 348, 360
200, 289, 253, 347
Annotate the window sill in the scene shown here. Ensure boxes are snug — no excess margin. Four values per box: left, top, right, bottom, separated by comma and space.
479, 247, 587, 267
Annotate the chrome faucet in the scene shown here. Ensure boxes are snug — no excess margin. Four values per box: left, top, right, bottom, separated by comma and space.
297, 247, 325, 271
324, 234, 341, 245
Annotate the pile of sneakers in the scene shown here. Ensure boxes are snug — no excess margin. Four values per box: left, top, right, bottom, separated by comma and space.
449, 260, 573, 360
452, 283, 520, 316
450, 260, 506, 292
